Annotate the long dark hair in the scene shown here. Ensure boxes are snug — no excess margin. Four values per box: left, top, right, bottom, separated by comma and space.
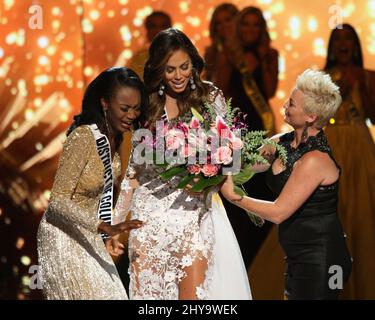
324, 23, 363, 70
236, 6, 270, 48
209, 3, 238, 41
143, 28, 210, 126
67, 67, 148, 148
205, 3, 238, 81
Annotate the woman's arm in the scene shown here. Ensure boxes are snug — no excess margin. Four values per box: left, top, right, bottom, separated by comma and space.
250, 133, 283, 173
211, 48, 234, 95
112, 143, 139, 224
221, 151, 332, 224
112, 177, 138, 224
261, 48, 279, 99
361, 70, 375, 123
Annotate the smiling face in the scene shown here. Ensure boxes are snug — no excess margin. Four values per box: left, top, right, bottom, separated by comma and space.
283, 88, 315, 129
164, 49, 192, 94
101, 86, 141, 134
239, 13, 262, 45
331, 27, 357, 66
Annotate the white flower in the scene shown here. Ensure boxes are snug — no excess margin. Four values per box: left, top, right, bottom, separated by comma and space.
181, 255, 193, 268
136, 232, 147, 242
196, 286, 207, 299
164, 271, 175, 282
159, 250, 171, 261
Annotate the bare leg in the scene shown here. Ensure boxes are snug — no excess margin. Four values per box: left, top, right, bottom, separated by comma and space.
179, 255, 208, 300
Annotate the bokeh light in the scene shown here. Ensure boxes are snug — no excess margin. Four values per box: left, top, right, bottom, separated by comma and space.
0, 0, 374, 301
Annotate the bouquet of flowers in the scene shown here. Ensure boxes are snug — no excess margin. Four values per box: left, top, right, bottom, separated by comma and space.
143, 100, 287, 226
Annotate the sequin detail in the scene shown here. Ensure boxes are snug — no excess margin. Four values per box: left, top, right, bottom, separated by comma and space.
37, 125, 127, 300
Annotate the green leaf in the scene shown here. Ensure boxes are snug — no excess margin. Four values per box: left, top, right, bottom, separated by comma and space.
232, 165, 256, 185
176, 174, 196, 189
233, 185, 246, 196
190, 175, 226, 192
247, 213, 265, 227
159, 166, 186, 180
191, 107, 204, 122
155, 163, 169, 168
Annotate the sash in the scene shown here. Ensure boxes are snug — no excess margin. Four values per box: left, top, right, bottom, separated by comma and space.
233, 53, 276, 136
241, 71, 276, 136
89, 124, 114, 239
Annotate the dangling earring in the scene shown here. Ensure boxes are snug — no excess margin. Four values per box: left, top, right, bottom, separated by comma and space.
190, 77, 196, 90
103, 109, 111, 136
158, 83, 165, 96
301, 121, 309, 143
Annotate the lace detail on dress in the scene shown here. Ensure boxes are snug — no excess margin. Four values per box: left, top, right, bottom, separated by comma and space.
127, 85, 227, 300
113, 150, 137, 224
128, 174, 215, 299
207, 85, 227, 118
277, 130, 340, 179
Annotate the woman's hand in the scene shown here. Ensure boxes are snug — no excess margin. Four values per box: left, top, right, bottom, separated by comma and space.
245, 52, 259, 73
257, 33, 271, 59
184, 177, 203, 196
105, 237, 125, 257
220, 175, 238, 200
98, 219, 142, 237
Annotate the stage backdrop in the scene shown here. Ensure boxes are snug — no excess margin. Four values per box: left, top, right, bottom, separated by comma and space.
0, 0, 374, 299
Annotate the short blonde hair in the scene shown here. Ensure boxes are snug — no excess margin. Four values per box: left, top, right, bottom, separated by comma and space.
296, 69, 342, 129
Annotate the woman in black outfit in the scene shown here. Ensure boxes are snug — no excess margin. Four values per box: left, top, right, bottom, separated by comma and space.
221, 69, 352, 299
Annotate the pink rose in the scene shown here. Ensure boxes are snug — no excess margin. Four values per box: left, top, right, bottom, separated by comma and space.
230, 137, 244, 150
187, 164, 201, 175
201, 164, 219, 177
189, 117, 200, 129
212, 146, 232, 165
165, 129, 185, 150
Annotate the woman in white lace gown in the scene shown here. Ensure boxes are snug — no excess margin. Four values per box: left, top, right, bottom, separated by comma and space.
118, 29, 251, 300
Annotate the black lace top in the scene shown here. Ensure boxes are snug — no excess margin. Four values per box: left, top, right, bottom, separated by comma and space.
266, 130, 340, 200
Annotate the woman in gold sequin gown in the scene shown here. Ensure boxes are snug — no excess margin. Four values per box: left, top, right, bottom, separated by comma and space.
37, 67, 146, 299
324, 24, 375, 299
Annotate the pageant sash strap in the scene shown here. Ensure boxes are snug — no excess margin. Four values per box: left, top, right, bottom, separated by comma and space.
89, 124, 114, 239
241, 71, 276, 136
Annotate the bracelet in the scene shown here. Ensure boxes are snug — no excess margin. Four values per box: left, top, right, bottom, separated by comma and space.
230, 195, 244, 202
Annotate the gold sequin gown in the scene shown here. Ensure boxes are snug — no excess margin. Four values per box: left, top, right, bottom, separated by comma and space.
37, 125, 128, 300
324, 69, 375, 299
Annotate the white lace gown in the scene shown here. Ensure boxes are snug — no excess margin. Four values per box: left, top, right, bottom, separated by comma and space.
118, 87, 252, 300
